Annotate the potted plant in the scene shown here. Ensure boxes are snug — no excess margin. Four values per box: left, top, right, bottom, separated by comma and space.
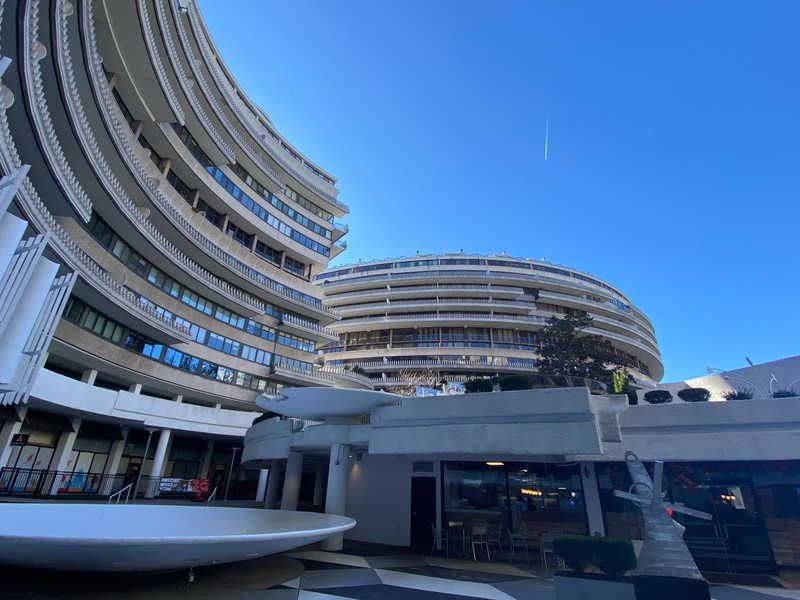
677, 388, 710, 402
643, 390, 672, 404
722, 387, 754, 400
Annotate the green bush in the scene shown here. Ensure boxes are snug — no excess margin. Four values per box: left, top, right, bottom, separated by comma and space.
464, 378, 493, 393
677, 387, 710, 402
643, 390, 673, 404
552, 535, 594, 573
553, 535, 637, 577
589, 537, 637, 578
626, 389, 638, 405
498, 374, 533, 391
346, 364, 368, 376
722, 387, 754, 400
772, 389, 799, 398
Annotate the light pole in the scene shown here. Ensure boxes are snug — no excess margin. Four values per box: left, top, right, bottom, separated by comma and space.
706, 366, 768, 398
132, 427, 157, 502
224, 447, 240, 502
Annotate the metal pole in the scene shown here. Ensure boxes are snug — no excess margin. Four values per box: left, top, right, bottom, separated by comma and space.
132, 428, 157, 502
224, 447, 240, 501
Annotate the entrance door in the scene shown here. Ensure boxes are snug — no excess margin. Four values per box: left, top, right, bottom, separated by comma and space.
410, 477, 437, 548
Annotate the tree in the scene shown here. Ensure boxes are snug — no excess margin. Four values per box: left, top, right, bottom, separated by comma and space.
536, 313, 617, 385
612, 367, 639, 405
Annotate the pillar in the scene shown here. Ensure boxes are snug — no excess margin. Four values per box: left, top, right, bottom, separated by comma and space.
313, 465, 325, 507
322, 443, 350, 551
128, 382, 142, 394
281, 451, 303, 511
581, 461, 606, 537
159, 157, 172, 176
256, 468, 269, 502
0, 405, 28, 467
145, 428, 171, 498
49, 416, 82, 495
198, 440, 214, 479
264, 459, 281, 509
80, 369, 98, 385
101, 427, 128, 495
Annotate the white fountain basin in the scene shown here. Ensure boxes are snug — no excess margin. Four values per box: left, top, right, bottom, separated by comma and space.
0, 503, 355, 572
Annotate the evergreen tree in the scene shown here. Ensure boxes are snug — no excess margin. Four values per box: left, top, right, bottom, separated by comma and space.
536, 313, 617, 385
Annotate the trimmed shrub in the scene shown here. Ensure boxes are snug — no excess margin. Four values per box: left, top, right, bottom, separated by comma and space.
498, 374, 533, 391
464, 378, 493, 393
626, 389, 639, 405
722, 387, 754, 400
643, 390, 673, 404
552, 535, 594, 573
589, 537, 637, 578
677, 387, 710, 403
772, 389, 799, 398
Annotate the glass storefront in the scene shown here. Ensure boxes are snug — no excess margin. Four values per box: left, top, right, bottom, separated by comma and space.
442, 461, 588, 537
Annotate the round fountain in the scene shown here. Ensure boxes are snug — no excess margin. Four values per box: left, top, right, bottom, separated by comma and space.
0, 503, 355, 572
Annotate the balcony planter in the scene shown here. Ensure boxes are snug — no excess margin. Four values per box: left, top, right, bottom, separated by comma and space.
554, 571, 635, 600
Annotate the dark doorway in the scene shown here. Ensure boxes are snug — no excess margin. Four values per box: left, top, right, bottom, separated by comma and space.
410, 477, 437, 548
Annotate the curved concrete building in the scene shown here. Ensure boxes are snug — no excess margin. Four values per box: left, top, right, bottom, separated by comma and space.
316, 253, 663, 388
0, 0, 345, 498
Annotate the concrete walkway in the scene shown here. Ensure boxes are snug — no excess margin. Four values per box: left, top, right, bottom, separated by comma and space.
4, 541, 800, 600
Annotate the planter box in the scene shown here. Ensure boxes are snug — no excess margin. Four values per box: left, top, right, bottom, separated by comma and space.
554, 572, 710, 600
554, 572, 635, 600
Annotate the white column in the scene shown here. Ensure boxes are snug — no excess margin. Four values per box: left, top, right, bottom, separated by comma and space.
581, 462, 606, 537
80, 369, 98, 385
128, 382, 142, 394
256, 468, 269, 502
0, 213, 26, 275
101, 427, 128, 495
322, 444, 350, 551
49, 417, 81, 495
313, 465, 325, 507
145, 428, 171, 498
264, 459, 281, 509
0, 258, 58, 384
0, 405, 28, 467
281, 451, 303, 511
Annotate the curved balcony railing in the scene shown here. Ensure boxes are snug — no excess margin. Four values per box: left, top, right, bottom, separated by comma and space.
62, 1, 264, 313
75, 2, 339, 318
181, 3, 348, 213
150, 0, 234, 162
279, 313, 339, 341
334, 297, 538, 314
167, 4, 288, 191
322, 283, 526, 303
338, 312, 550, 327
21, 0, 92, 222
135, 0, 184, 124
0, 106, 191, 339
537, 289, 655, 335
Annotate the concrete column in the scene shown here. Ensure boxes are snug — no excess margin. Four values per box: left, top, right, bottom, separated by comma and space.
250, 233, 258, 252
101, 427, 129, 495
159, 157, 172, 176
105, 71, 117, 88
256, 468, 269, 502
49, 417, 82, 495
313, 465, 325, 507
322, 444, 350, 551
189, 189, 200, 209
173, 394, 183, 403
220, 214, 229, 233
281, 451, 303, 511
0, 212, 26, 275
128, 382, 142, 394
80, 369, 98, 385
131, 120, 144, 139
198, 440, 214, 479
0, 405, 28, 467
581, 462, 606, 537
145, 429, 172, 498
0, 257, 58, 385
264, 459, 281, 509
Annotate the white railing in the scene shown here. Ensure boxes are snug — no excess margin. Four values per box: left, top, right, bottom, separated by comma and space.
108, 483, 133, 504
280, 314, 339, 339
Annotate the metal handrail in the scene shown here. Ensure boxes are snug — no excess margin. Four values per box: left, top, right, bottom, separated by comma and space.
108, 483, 133, 505
206, 486, 218, 506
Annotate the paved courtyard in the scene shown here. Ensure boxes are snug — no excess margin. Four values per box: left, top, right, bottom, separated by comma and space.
4, 541, 800, 600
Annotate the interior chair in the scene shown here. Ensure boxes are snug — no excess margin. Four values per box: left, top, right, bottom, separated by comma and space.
471, 524, 491, 561
487, 523, 504, 554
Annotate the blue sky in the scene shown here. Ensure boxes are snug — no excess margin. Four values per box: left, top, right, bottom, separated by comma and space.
197, 1, 800, 383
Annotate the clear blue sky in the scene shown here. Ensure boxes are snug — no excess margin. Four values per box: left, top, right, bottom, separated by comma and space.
197, 1, 800, 383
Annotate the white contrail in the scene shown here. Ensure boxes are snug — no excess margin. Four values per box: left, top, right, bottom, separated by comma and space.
544, 113, 549, 160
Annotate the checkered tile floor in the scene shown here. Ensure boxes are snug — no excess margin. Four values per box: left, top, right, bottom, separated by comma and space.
218, 544, 800, 600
